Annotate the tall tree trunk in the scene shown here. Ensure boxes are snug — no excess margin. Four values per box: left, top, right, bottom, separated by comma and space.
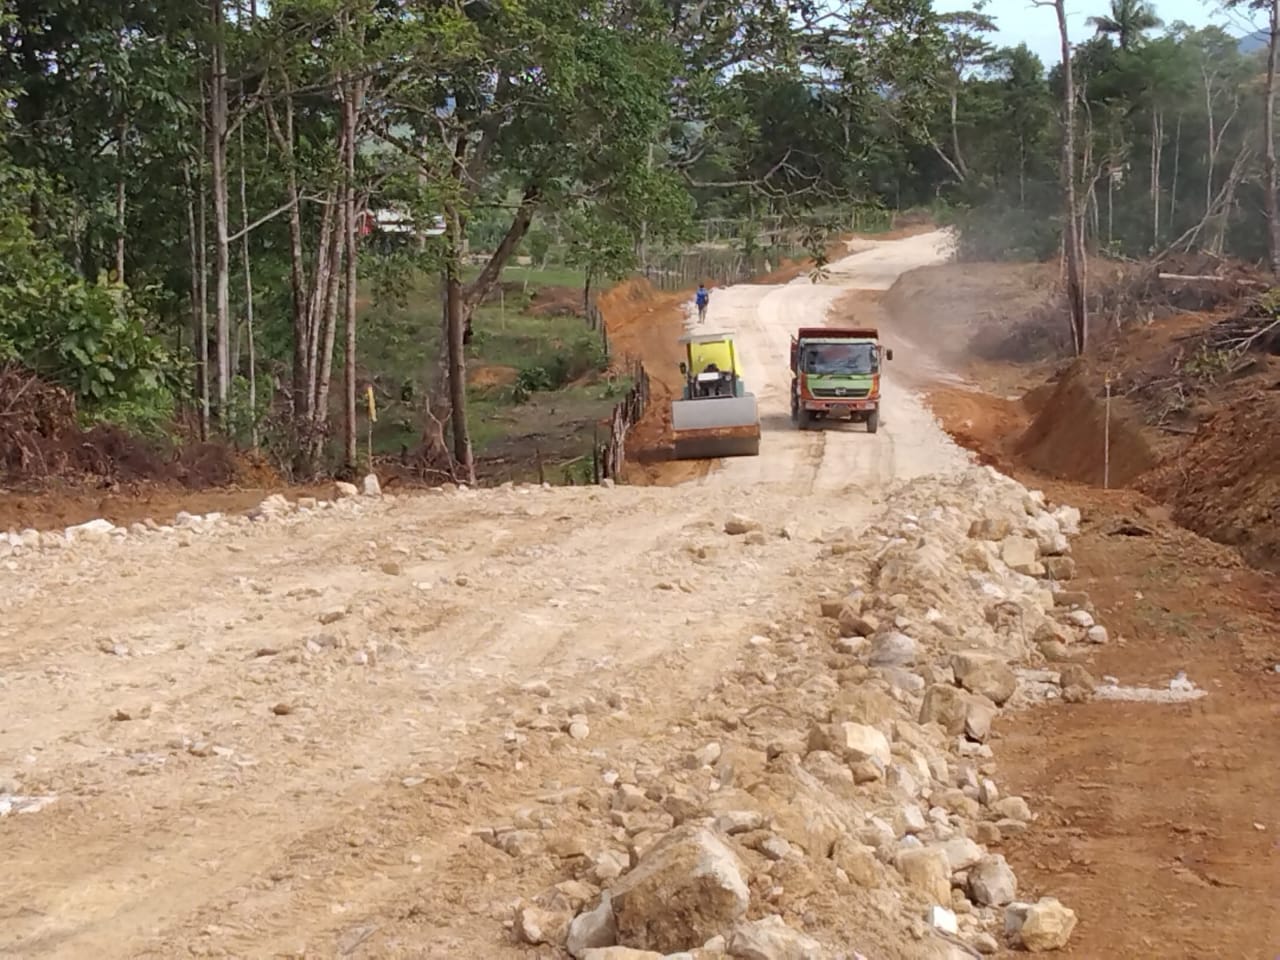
948, 86, 968, 180
341, 80, 361, 471
262, 89, 312, 439
209, 0, 232, 430
237, 124, 258, 448
197, 112, 211, 438
183, 161, 208, 441
307, 199, 338, 417
1019, 136, 1027, 208
1053, 0, 1087, 355
313, 191, 345, 461
1150, 108, 1163, 249
1169, 113, 1181, 230
115, 116, 128, 284
1266, 0, 1280, 275
444, 228, 474, 484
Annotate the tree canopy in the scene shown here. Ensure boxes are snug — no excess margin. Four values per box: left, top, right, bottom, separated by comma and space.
0, 0, 1274, 476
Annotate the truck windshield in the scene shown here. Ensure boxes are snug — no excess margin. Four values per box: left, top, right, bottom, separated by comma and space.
803, 343, 877, 375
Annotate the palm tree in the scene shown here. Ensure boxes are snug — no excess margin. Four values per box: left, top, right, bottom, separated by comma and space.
1086, 0, 1164, 50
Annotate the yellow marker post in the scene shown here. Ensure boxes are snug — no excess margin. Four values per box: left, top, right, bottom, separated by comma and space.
1103, 371, 1112, 490
365, 386, 377, 471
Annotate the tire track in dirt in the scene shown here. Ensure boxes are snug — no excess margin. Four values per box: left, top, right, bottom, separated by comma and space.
1, 230, 977, 960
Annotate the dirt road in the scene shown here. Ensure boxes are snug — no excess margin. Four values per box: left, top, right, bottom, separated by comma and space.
691, 230, 968, 493
1, 233, 982, 958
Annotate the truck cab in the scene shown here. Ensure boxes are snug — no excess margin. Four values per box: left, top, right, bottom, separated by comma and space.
790, 326, 893, 433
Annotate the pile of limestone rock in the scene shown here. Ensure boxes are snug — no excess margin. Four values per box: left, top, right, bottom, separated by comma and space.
506, 466, 1095, 959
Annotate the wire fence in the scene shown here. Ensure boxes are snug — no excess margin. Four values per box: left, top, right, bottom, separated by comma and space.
595, 359, 650, 483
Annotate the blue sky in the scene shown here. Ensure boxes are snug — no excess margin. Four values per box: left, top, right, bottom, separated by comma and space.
977, 0, 1264, 64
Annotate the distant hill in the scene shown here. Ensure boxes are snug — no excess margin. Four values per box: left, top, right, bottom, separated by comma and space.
1239, 29, 1268, 54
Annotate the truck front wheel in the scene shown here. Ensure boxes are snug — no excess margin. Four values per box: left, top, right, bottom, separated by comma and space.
866, 409, 879, 434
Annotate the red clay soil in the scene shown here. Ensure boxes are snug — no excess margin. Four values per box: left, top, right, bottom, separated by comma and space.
1137, 391, 1280, 570
924, 381, 1280, 956
995, 487, 1280, 959
899, 264, 1280, 956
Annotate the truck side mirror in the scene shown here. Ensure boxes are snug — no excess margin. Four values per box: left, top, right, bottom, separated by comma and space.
679, 361, 688, 375
885, 348, 894, 362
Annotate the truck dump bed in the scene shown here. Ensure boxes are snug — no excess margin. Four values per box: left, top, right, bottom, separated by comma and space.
793, 326, 879, 341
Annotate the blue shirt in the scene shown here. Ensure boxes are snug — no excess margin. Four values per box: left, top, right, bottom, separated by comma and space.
695, 288, 708, 306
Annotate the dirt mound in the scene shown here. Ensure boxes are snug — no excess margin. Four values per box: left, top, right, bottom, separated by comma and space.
1137, 392, 1280, 570
0, 367, 181, 486
0, 364, 272, 519
1014, 362, 1158, 487
925, 386, 1030, 473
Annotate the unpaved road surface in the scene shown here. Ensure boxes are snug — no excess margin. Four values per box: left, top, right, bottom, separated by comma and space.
2, 233, 979, 958
692, 230, 966, 494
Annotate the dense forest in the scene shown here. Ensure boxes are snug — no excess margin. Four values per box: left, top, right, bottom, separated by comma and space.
0, 0, 1274, 480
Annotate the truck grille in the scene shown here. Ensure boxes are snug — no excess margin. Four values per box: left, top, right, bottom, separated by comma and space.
811, 387, 869, 399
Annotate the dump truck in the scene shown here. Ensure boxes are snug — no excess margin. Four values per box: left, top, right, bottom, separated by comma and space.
670, 332, 761, 459
790, 326, 893, 433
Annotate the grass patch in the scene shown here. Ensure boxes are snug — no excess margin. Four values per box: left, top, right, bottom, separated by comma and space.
358, 264, 612, 472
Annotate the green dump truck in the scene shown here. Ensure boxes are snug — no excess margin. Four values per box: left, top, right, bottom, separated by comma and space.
789, 326, 893, 433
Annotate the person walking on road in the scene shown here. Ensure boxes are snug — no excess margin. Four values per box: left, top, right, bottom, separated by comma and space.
695, 283, 709, 323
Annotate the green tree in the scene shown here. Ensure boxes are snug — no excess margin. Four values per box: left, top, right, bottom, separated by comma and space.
1087, 0, 1164, 51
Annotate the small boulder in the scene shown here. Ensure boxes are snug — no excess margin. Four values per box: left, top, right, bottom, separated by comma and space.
1000, 536, 1040, 574
567, 895, 618, 957
361, 473, 382, 497
1005, 898, 1077, 951
516, 903, 571, 946
728, 915, 824, 960
936, 836, 984, 872
951, 652, 1017, 706
610, 825, 749, 952
831, 838, 882, 888
65, 518, 116, 542
838, 609, 880, 639
1042, 556, 1077, 581
868, 631, 918, 667
967, 854, 1017, 906
724, 515, 762, 536
807, 722, 891, 769
919, 685, 996, 741
992, 796, 1032, 822
894, 847, 951, 904
334, 481, 359, 499
968, 517, 1012, 540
